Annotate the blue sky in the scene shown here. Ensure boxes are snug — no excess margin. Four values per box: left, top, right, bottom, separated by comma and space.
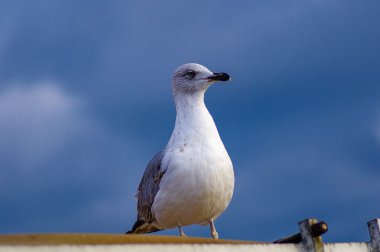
0, 0, 379, 242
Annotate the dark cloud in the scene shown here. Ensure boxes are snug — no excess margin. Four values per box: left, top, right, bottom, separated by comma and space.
0, 0, 379, 242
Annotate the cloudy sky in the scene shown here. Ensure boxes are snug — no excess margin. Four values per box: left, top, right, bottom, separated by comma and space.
0, 0, 379, 242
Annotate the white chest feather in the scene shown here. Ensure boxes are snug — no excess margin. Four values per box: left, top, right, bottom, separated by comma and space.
151, 92, 234, 228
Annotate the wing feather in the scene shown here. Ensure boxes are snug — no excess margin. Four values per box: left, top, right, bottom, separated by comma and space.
126, 151, 166, 234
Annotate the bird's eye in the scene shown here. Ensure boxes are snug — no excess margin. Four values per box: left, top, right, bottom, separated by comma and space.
184, 71, 196, 79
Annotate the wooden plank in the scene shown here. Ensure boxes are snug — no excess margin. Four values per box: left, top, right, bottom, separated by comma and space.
0, 234, 261, 245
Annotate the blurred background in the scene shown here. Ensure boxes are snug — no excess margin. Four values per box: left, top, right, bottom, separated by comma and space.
0, 0, 379, 242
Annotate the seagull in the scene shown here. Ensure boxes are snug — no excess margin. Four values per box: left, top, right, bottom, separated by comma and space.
126, 63, 234, 239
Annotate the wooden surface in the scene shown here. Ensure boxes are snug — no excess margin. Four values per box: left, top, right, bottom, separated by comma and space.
0, 234, 261, 245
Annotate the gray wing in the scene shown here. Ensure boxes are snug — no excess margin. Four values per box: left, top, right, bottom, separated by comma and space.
126, 151, 166, 234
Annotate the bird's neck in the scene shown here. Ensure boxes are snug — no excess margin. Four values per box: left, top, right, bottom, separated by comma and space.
174, 90, 206, 116
168, 91, 221, 146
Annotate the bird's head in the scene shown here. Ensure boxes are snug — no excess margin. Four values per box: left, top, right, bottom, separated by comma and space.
172, 63, 230, 94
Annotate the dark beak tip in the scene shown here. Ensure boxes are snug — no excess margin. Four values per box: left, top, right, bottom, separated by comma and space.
209, 72, 231, 82
218, 73, 231, 82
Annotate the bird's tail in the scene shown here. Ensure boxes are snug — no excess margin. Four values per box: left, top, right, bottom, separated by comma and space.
126, 219, 162, 234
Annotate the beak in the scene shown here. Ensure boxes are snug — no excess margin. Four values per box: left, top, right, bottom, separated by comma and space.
207, 72, 231, 82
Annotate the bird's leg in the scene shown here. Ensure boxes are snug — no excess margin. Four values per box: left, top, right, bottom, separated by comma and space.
209, 220, 219, 239
178, 224, 187, 237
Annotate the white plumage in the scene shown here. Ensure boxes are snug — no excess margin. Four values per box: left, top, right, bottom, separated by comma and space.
127, 63, 234, 239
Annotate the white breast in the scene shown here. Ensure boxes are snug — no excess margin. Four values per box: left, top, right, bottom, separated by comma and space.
152, 143, 234, 228
151, 93, 234, 229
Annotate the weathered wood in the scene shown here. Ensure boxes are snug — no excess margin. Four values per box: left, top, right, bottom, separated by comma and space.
0, 234, 260, 246
274, 221, 328, 244
298, 218, 325, 252
368, 219, 380, 252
